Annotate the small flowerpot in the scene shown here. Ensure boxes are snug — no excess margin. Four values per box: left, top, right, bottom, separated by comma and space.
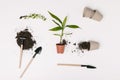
56, 44, 65, 54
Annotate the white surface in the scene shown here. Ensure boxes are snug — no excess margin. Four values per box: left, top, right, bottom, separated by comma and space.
0, 0, 120, 80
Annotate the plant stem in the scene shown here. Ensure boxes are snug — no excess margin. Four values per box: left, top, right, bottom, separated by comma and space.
60, 31, 63, 44
60, 29, 64, 44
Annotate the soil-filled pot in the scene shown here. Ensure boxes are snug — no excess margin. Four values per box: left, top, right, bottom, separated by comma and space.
56, 44, 65, 54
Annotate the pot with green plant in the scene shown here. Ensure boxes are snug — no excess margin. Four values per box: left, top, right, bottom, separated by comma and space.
48, 11, 80, 54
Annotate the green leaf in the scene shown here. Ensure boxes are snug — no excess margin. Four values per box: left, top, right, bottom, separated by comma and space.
49, 27, 63, 31
52, 20, 61, 27
53, 34, 61, 36
20, 13, 46, 21
62, 16, 67, 27
66, 25, 80, 28
48, 11, 62, 24
64, 33, 72, 35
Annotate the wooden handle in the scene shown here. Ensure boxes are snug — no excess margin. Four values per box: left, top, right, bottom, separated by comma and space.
57, 63, 81, 67
19, 45, 23, 68
20, 58, 33, 78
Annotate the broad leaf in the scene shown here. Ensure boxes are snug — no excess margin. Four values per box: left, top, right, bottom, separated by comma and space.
53, 34, 61, 36
48, 11, 62, 24
52, 20, 61, 27
62, 16, 67, 27
49, 26, 63, 31
66, 25, 80, 28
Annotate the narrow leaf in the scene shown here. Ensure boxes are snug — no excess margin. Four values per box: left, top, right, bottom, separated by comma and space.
66, 25, 80, 28
64, 33, 72, 35
53, 34, 61, 36
52, 20, 61, 26
49, 27, 63, 31
48, 11, 62, 24
62, 16, 67, 27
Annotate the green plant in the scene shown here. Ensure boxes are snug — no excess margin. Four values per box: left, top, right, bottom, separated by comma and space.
19, 13, 46, 21
48, 11, 80, 44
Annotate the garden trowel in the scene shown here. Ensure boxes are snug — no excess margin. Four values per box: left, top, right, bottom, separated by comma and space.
57, 63, 96, 69
20, 46, 42, 78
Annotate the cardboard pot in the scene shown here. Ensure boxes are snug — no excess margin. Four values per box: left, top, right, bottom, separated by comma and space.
89, 41, 100, 50
91, 10, 103, 21
56, 44, 65, 54
83, 7, 95, 18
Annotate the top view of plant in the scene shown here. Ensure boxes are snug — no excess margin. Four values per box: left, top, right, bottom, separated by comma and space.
19, 13, 46, 21
48, 11, 80, 44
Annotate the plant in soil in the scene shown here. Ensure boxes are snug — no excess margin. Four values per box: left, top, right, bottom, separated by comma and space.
48, 11, 80, 53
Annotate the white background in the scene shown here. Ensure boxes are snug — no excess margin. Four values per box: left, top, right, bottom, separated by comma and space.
0, 0, 120, 80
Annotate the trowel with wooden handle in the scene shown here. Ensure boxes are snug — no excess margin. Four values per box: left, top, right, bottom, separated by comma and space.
57, 63, 96, 69
20, 46, 42, 78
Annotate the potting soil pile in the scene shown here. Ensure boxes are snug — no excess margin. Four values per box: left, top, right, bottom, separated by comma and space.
16, 29, 36, 49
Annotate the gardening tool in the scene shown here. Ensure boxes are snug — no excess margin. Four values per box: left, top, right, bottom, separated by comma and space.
20, 47, 42, 78
57, 63, 96, 69
19, 37, 26, 68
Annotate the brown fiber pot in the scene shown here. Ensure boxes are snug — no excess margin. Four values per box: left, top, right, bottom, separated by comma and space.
56, 44, 65, 54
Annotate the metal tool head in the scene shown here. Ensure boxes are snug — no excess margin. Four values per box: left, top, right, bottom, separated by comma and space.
19, 37, 26, 44
81, 65, 96, 69
33, 47, 42, 58
19, 37, 26, 41
86, 65, 96, 69
20, 37, 26, 40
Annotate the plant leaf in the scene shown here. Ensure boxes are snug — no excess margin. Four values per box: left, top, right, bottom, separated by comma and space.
49, 26, 63, 31
64, 33, 72, 35
52, 20, 61, 26
48, 11, 62, 24
66, 25, 80, 28
53, 34, 61, 36
62, 16, 67, 27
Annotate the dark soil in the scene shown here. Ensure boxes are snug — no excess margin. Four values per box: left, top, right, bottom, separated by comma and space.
57, 39, 67, 45
71, 41, 91, 53
62, 39, 67, 45
78, 41, 90, 53
78, 41, 90, 51
73, 43, 76, 46
16, 29, 36, 50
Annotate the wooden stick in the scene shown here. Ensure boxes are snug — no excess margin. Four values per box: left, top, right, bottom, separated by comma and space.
57, 63, 96, 69
20, 58, 33, 78
19, 44, 23, 68
57, 63, 81, 67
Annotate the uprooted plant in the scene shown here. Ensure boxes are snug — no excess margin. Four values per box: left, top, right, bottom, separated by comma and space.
19, 13, 46, 21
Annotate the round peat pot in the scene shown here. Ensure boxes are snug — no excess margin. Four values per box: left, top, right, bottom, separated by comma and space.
89, 41, 100, 50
